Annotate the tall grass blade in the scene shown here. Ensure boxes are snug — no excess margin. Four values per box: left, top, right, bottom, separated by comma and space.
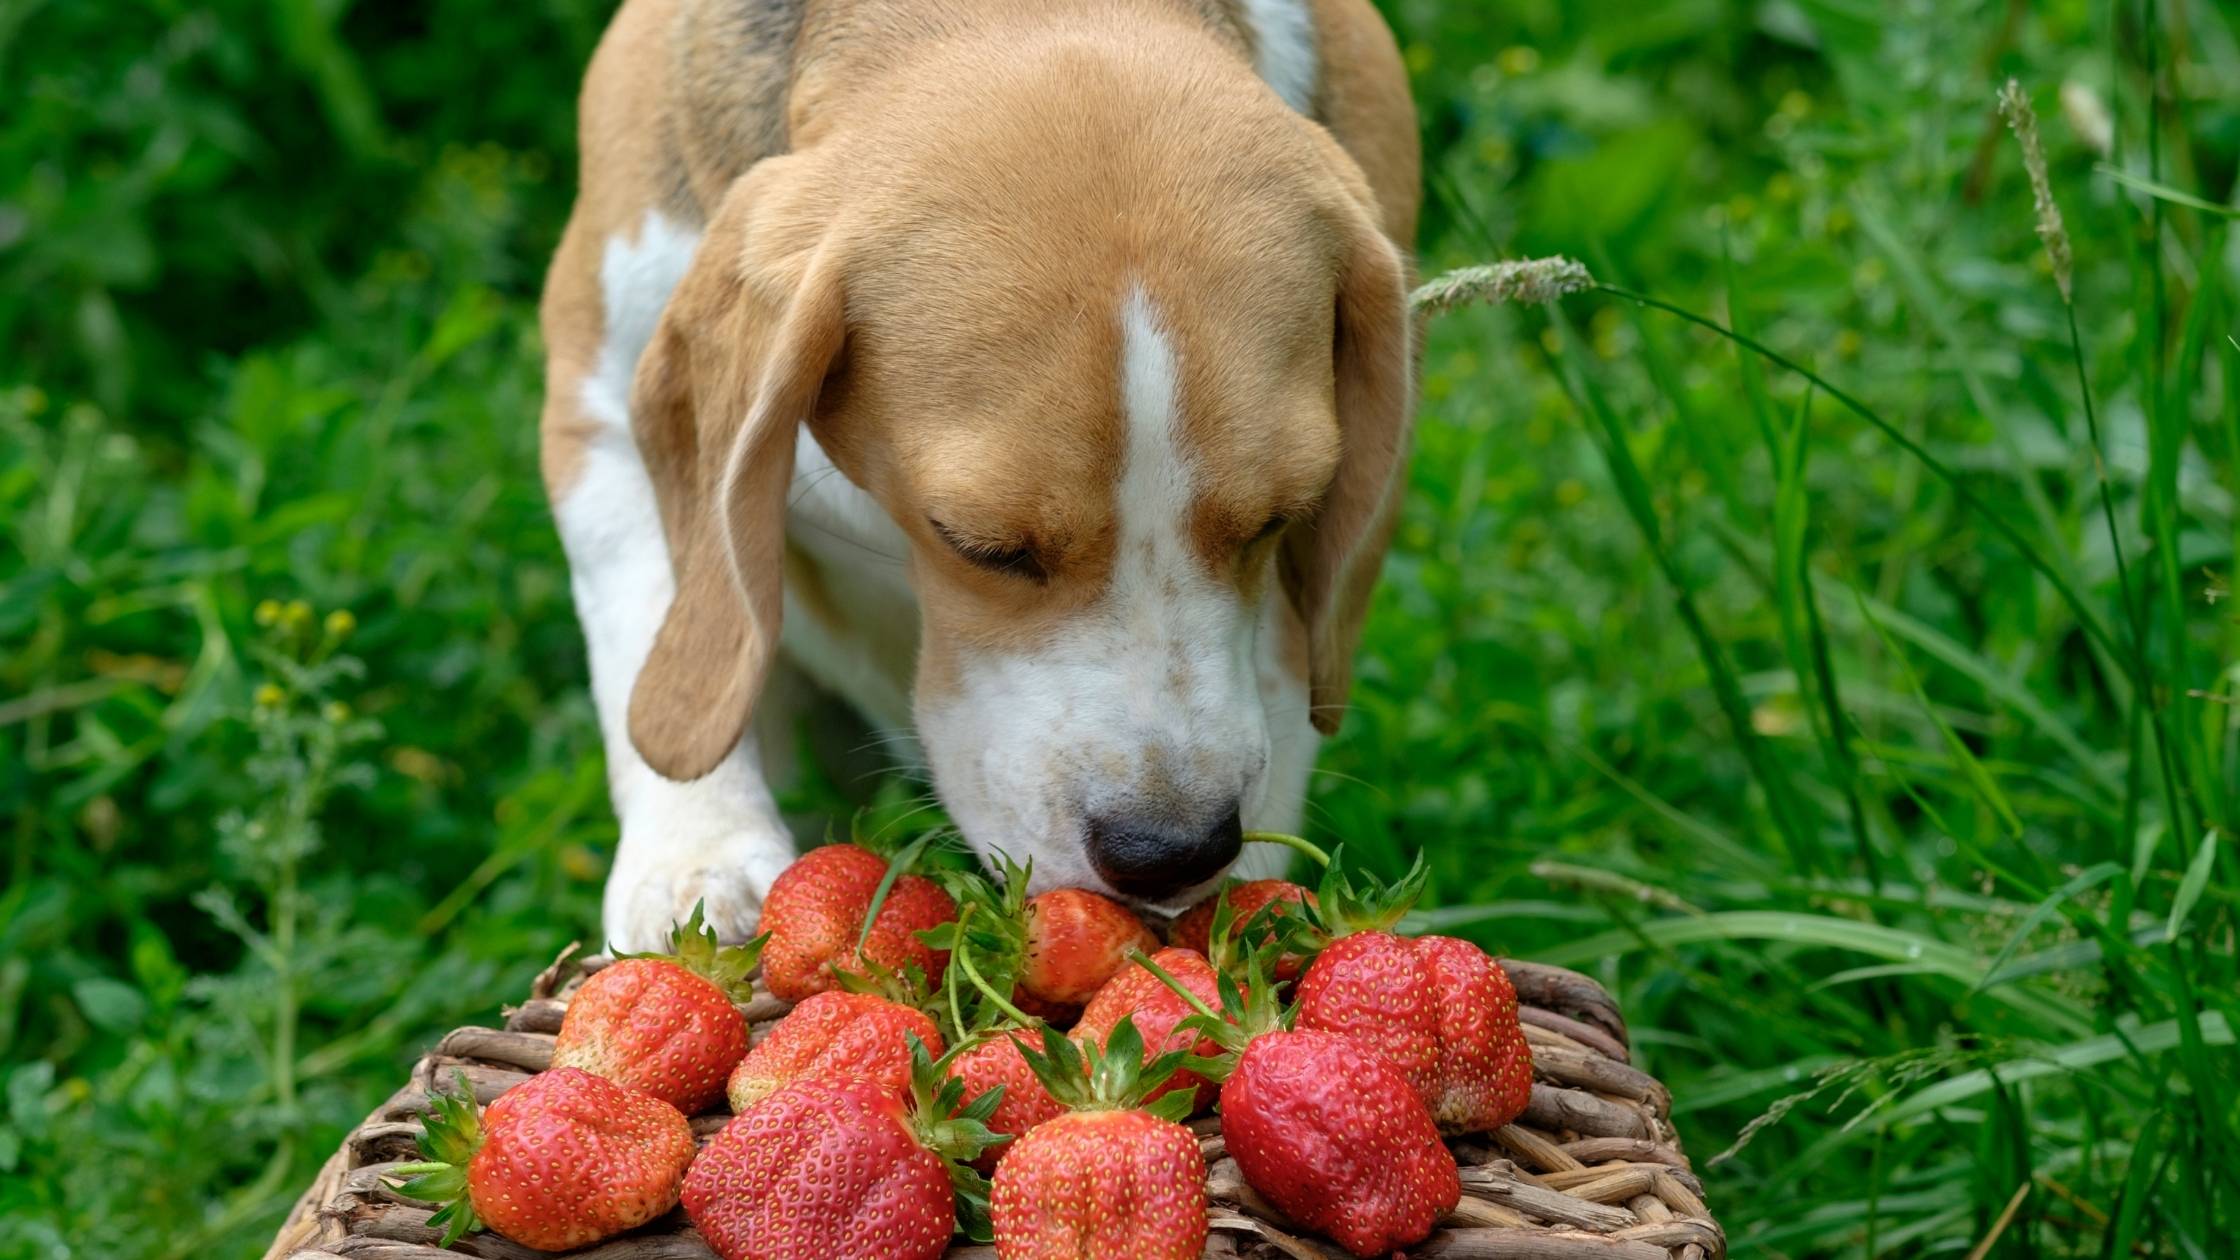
2105, 1110, 2165, 1259
1853, 589, 2025, 840
1771, 387, 1879, 883
1973, 863, 2122, 996
2096, 164, 2240, 217
1868, 1013, 2233, 1130
2165, 831, 2218, 940
1534, 910, 2090, 1033
1542, 303, 1817, 873
1591, 283, 2126, 665
1829, 591, 2119, 798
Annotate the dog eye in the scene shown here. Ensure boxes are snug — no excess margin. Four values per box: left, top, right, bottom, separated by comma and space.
1250, 514, 1291, 546
932, 520, 1049, 582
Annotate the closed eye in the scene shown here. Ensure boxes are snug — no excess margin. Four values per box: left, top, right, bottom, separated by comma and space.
932, 520, 1049, 582
1250, 513, 1292, 547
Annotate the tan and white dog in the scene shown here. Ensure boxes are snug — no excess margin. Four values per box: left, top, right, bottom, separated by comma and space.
539, 0, 1420, 950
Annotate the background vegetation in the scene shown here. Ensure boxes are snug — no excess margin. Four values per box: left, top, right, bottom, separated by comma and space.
3, 0, 2235, 1255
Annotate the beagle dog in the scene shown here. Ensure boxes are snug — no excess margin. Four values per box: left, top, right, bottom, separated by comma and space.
539, 0, 1420, 951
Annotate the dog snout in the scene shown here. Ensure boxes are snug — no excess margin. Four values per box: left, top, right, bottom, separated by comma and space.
1085, 802, 1243, 899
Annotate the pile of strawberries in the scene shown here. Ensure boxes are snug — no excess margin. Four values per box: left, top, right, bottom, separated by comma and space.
390, 837, 1534, 1259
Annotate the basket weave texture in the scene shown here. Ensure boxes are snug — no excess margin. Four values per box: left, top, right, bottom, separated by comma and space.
266, 949, 1723, 1260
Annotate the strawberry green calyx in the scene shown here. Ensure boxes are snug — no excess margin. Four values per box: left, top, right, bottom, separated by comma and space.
388, 1073, 486, 1247
833, 950, 945, 1025
1309, 845, 1429, 941
1197, 883, 1314, 977
906, 1034, 1008, 1241
1018, 1016, 1196, 1124
612, 900, 768, 1002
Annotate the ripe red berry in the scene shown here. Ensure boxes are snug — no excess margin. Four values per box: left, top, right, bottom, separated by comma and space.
727, 989, 943, 1111
1018, 888, 1159, 1012
1220, 1028, 1460, 1257
552, 904, 760, 1114
1295, 932, 1533, 1133
760, 844, 956, 1002
990, 1018, 1208, 1260
391, 1067, 696, 1252
946, 1031, 1065, 1172
994, 1110, 1205, 1259
685, 1039, 1002, 1260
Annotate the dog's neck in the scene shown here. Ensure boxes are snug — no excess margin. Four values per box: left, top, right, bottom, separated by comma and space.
665, 0, 1299, 222
792, 0, 1260, 149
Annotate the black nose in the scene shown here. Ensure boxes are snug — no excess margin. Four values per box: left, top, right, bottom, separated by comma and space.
1085, 805, 1243, 899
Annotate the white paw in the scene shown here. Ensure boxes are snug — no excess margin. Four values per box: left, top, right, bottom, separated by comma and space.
602, 812, 796, 954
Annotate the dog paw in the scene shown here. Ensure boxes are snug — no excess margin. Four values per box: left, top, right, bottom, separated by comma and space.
602, 817, 794, 954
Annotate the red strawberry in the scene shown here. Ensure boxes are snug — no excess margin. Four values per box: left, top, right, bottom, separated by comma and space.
1290, 851, 1532, 1132
728, 989, 943, 1111
1017, 888, 1159, 1013
1072, 947, 1226, 1109
946, 1030, 1065, 1172
685, 1038, 1002, 1260
1169, 879, 1316, 980
552, 903, 761, 1113
390, 1067, 696, 1251
1137, 947, 1458, 1258
1221, 1029, 1459, 1256
1296, 932, 1533, 1132
990, 1019, 1207, 1260
760, 843, 956, 1002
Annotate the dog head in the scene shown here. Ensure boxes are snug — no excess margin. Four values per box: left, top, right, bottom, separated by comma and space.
625, 26, 1412, 907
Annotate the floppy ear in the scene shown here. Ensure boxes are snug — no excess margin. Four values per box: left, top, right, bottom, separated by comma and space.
625, 177, 846, 781
1287, 202, 1414, 737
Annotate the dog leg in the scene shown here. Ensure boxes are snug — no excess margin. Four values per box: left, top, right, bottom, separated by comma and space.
544, 210, 798, 951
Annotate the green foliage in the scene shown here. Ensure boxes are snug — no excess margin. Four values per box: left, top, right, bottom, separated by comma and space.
2, 0, 2237, 1257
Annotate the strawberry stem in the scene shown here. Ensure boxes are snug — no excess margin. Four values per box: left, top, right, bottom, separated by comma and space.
954, 913, 1039, 1029
1242, 830, 1331, 867
1127, 949, 1223, 1023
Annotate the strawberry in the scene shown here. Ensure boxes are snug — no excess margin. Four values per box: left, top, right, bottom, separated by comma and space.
1071, 946, 1226, 1109
1018, 887, 1159, 1013
1222, 1028, 1459, 1256
551, 902, 761, 1114
927, 859, 1152, 1028
1296, 932, 1533, 1132
390, 1067, 696, 1251
1291, 852, 1533, 1132
728, 988, 943, 1110
946, 1030, 1065, 1172
1140, 946, 1460, 1258
760, 843, 956, 1002
685, 1037, 1002, 1260
1169, 879, 1316, 981
990, 1019, 1207, 1260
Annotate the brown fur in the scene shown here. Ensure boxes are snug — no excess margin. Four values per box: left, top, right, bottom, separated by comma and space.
541, 0, 1420, 778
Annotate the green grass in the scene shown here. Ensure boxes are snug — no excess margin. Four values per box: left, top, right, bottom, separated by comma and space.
3, 0, 2237, 1256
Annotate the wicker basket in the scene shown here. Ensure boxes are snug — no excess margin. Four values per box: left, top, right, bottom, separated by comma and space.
266, 949, 1722, 1260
